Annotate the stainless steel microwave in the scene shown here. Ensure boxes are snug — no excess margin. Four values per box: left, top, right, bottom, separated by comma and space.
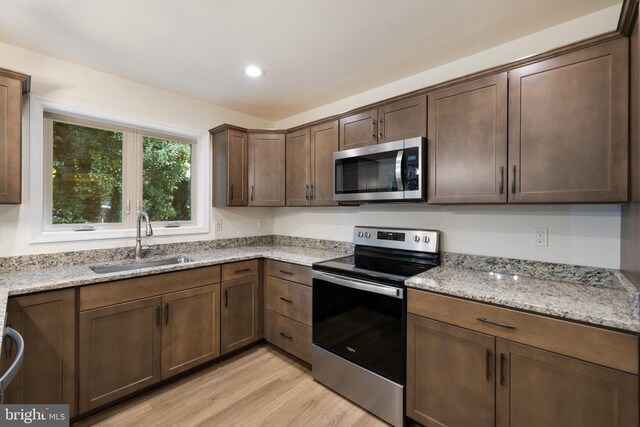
333, 137, 425, 202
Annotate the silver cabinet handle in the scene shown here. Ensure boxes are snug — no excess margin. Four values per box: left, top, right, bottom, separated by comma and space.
250, 185, 254, 202
511, 165, 517, 194
477, 317, 516, 329
499, 166, 504, 194
305, 184, 310, 201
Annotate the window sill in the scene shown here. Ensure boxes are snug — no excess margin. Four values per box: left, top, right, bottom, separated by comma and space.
32, 224, 209, 244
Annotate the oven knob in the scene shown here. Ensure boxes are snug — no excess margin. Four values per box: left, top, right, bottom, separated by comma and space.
424, 236, 430, 243
365, 232, 371, 238
358, 232, 364, 238
414, 236, 421, 243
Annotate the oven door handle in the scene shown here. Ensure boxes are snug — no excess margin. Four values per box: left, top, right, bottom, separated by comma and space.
312, 271, 404, 299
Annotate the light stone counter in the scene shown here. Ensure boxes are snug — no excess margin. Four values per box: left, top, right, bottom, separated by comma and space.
0, 245, 346, 335
406, 266, 640, 333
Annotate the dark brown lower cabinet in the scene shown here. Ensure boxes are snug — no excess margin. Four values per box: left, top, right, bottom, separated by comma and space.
407, 314, 639, 427
221, 275, 260, 354
161, 285, 221, 379
2, 289, 76, 415
79, 296, 162, 413
496, 339, 639, 427
406, 315, 495, 427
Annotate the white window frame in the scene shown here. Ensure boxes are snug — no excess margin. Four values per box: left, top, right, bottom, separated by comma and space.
30, 96, 210, 244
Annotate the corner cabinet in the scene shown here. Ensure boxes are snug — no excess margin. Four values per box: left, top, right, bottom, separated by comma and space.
339, 96, 426, 150
211, 125, 248, 206
508, 37, 629, 203
2, 289, 76, 416
286, 120, 338, 206
0, 68, 30, 204
78, 266, 221, 413
406, 289, 639, 427
248, 132, 286, 206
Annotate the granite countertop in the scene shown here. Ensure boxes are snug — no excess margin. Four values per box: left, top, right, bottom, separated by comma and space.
0, 245, 345, 333
406, 266, 640, 333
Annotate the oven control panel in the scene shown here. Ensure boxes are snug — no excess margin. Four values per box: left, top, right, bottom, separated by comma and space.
353, 226, 439, 253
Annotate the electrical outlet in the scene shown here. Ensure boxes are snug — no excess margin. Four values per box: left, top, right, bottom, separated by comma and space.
533, 227, 548, 247
257, 217, 265, 229
214, 219, 222, 231
335, 220, 340, 232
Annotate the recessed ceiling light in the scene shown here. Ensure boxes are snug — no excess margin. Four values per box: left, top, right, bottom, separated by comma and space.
244, 65, 265, 78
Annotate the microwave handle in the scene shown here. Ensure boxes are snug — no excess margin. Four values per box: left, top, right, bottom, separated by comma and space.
395, 150, 404, 191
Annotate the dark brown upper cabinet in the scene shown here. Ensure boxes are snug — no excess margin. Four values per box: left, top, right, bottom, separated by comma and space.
508, 38, 629, 203
211, 125, 248, 206
339, 109, 378, 150
339, 96, 426, 151
248, 132, 286, 206
378, 96, 427, 143
0, 68, 30, 204
427, 73, 508, 204
286, 120, 339, 206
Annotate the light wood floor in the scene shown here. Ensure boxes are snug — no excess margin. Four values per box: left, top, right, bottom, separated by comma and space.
77, 345, 388, 427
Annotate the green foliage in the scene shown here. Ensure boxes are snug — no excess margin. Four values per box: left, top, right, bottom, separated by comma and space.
51, 122, 192, 226
52, 122, 123, 224
142, 137, 192, 221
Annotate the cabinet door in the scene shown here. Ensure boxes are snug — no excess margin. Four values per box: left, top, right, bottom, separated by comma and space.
0, 74, 22, 204
339, 109, 378, 150
407, 315, 495, 427
227, 129, 248, 206
221, 276, 260, 354
508, 38, 629, 203
378, 96, 426, 143
249, 133, 286, 206
310, 120, 339, 206
496, 339, 638, 427
161, 285, 221, 379
286, 128, 311, 206
79, 297, 162, 413
428, 73, 508, 203
2, 290, 76, 415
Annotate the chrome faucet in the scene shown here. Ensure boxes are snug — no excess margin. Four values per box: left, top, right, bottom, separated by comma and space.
134, 211, 153, 261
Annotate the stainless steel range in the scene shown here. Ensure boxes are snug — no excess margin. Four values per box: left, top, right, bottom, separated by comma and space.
312, 226, 440, 427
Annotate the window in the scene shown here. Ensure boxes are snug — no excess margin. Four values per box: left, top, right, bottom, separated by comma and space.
37, 109, 205, 240
142, 134, 192, 222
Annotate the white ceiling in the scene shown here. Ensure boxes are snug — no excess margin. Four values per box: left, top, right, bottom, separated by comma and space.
0, 0, 622, 121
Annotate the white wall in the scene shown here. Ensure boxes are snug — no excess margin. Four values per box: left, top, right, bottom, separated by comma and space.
274, 205, 621, 269
0, 41, 275, 257
272, 5, 624, 269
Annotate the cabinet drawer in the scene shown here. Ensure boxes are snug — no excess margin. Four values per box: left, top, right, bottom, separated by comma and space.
222, 259, 259, 281
407, 289, 639, 374
265, 260, 312, 286
80, 266, 221, 311
265, 276, 312, 326
265, 310, 312, 364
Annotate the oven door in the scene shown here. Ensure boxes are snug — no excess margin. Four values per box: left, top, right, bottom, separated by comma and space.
333, 137, 424, 202
312, 270, 405, 384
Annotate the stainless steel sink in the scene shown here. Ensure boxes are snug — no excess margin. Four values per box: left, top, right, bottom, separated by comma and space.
89, 256, 192, 274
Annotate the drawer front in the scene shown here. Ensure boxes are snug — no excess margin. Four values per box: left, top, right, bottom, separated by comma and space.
265, 310, 312, 364
222, 259, 259, 281
80, 266, 221, 311
407, 289, 639, 374
265, 276, 312, 326
266, 260, 312, 286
